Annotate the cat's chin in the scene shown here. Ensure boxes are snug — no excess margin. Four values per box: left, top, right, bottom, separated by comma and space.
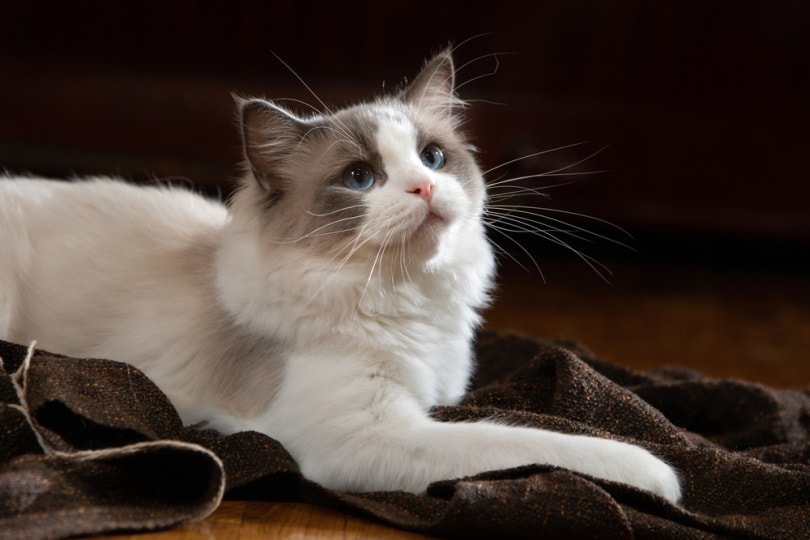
400, 211, 459, 267
419, 210, 447, 233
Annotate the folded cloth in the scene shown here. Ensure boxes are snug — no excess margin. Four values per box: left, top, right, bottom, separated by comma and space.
1, 331, 808, 539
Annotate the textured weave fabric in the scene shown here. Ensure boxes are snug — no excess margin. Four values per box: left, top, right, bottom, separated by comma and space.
1, 331, 808, 539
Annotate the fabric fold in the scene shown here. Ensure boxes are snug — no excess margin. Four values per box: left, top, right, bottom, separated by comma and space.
0, 342, 225, 540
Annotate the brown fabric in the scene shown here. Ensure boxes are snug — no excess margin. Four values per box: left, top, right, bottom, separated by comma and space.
1, 331, 808, 539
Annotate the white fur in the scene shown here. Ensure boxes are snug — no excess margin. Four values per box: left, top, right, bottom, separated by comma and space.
0, 67, 681, 504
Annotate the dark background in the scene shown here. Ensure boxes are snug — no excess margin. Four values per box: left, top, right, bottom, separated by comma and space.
2, 0, 808, 268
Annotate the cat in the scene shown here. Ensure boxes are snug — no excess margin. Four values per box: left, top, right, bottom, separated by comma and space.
0, 50, 681, 502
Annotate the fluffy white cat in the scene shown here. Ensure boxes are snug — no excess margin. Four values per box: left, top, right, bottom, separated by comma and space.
0, 50, 681, 502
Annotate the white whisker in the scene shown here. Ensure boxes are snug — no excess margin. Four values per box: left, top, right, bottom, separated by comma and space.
495, 204, 633, 241
482, 139, 634, 282
485, 212, 586, 239
486, 184, 555, 199
270, 53, 360, 148
455, 52, 507, 93
540, 146, 609, 178
271, 51, 335, 117
482, 142, 590, 175
306, 204, 368, 218
485, 226, 546, 281
362, 220, 396, 301
268, 214, 364, 244
271, 97, 324, 116
302, 215, 392, 305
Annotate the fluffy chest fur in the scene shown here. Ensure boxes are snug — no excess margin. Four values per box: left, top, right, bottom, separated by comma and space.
216, 218, 493, 415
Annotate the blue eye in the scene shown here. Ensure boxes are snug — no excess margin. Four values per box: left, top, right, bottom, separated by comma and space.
420, 143, 446, 170
343, 163, 375, 191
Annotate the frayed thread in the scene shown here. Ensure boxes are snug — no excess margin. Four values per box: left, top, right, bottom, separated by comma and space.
4, 340, 226, 520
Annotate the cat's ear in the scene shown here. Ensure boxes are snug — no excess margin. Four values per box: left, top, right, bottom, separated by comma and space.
238, 97, 305, 195
403, 49, 460, 120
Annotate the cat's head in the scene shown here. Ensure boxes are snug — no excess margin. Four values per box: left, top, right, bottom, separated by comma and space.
234, 50, 487, 271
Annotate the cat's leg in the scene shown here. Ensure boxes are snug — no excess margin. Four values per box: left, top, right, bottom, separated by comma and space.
318, 416, 679, 502
267, 384, 681, 503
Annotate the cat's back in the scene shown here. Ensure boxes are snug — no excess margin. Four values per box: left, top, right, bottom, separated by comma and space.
1, 175, 229, 288
0, 176, 229, 349
1, 176, 228, 240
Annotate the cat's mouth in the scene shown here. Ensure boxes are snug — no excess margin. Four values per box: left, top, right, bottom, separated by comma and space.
389, 202, 456, 253
416, 207, 449, 233
407, 207, 452, 247
425, 210, 445, 224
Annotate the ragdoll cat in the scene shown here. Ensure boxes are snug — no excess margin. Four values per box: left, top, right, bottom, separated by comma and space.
0, 50, 681, 502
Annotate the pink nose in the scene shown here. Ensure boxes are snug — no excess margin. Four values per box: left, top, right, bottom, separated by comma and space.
407, 180, 434, 202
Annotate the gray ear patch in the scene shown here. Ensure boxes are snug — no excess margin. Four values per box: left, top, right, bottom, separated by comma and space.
240, 99, 307, 197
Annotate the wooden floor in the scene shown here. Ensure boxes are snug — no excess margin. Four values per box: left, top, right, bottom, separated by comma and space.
96, 245, 810, 539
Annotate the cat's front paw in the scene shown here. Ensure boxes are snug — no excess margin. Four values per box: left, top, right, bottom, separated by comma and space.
617, 444, 682, 503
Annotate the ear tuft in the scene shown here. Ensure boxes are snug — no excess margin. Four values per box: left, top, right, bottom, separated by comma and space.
238, 98, 305, 194
403, 49, 460, 119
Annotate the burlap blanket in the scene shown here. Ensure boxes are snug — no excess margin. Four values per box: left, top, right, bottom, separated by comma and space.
1, 331, 808, 539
